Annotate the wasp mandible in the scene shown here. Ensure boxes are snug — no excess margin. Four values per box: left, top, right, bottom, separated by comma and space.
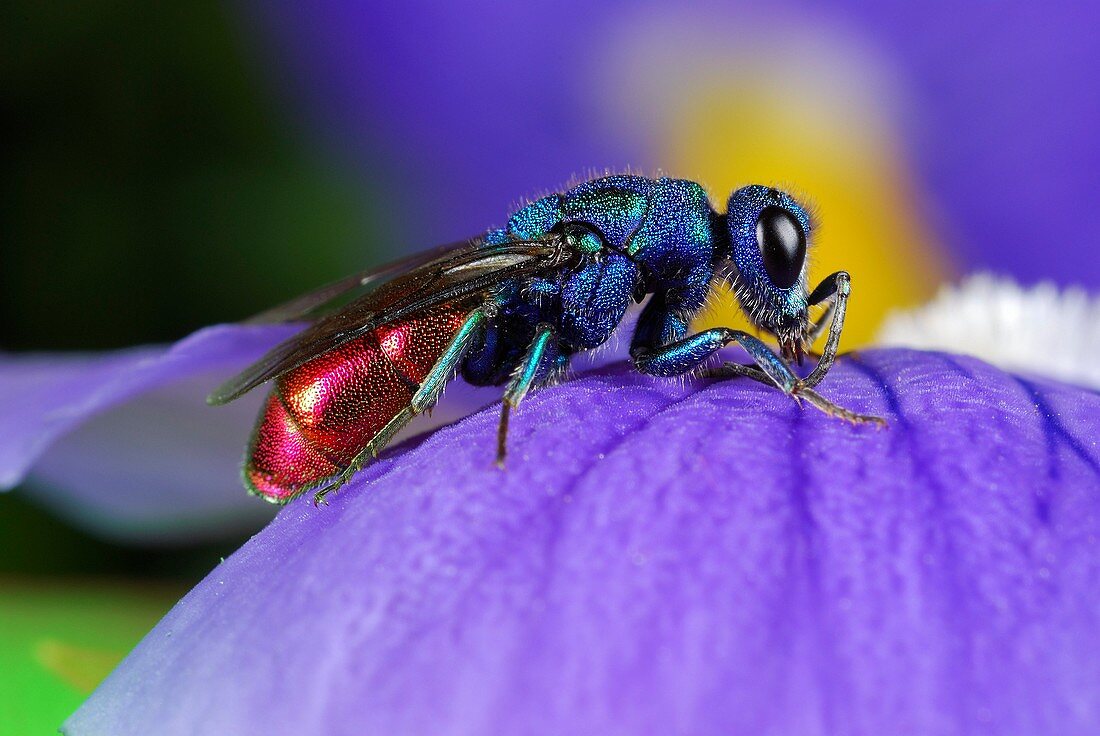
209, 175, 885, 504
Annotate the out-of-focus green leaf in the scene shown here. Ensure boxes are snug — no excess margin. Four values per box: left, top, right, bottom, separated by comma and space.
0, 578, 184, 734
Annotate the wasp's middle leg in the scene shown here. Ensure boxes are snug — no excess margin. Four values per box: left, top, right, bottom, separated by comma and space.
496, 323, 563, 468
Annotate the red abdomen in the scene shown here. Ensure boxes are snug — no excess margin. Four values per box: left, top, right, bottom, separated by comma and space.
245, 306, 469, 502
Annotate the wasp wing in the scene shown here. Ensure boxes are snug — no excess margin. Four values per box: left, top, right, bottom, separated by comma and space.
208, 238, 562, 405
242, 238, 480, 325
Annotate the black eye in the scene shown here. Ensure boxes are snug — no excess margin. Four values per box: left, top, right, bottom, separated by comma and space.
755, 206, 806, 289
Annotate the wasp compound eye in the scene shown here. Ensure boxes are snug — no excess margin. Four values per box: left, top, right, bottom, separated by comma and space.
755, 205, 806, 289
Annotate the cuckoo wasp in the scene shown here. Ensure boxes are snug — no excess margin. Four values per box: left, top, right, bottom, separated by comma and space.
209, 175, 884, 504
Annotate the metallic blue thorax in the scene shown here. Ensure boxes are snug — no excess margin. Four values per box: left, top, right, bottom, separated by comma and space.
463, 175, 721, 385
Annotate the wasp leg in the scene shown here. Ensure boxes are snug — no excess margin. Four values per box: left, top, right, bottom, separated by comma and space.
804, 270, 849, 346
497, 323, 561, 469
721, 271, 851, 381
708, 361, 771, 383
629, 282, 712, 376
313, 305, 493, 505
802, 271, 851, 387
705, 354, 883, 424
312, 407, 417, 505
806, 303, 835, 346
696, 330, 884, 425
632, 286, 882, 425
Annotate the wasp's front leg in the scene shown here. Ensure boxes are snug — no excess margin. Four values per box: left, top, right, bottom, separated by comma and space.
801, 270, 851, 387
632, 289, 883, 426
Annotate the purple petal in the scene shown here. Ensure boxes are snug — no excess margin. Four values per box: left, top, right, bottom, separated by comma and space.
2, 323, 506, 541
0, 324, 298, 490
0, 325, 297, 539
64, 349, 1100, 734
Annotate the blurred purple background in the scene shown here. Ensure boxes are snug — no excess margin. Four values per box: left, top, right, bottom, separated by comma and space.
245, 1, 1100, 287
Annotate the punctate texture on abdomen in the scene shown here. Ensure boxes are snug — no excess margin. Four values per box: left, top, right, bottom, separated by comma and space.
244, 305, 469, 501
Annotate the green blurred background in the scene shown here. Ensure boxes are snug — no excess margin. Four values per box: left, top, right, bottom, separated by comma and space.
1, 3, 382, 353
0, 4, 381, 731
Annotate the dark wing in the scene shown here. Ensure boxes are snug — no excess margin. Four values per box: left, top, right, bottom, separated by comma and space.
208, 237, 564, 405
242, 238, 480, 325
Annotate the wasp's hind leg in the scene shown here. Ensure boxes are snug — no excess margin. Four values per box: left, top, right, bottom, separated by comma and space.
311, 407, 417, 505
496, 323, 562, 468
313, 305, 495, 506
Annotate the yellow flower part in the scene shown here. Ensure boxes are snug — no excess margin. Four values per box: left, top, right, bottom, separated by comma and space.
604, 17, 952, 346
678, 87, 949, 345
35, 639, 125, 694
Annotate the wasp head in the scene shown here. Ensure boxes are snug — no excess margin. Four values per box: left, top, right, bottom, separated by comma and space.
721, 185, 813, 363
